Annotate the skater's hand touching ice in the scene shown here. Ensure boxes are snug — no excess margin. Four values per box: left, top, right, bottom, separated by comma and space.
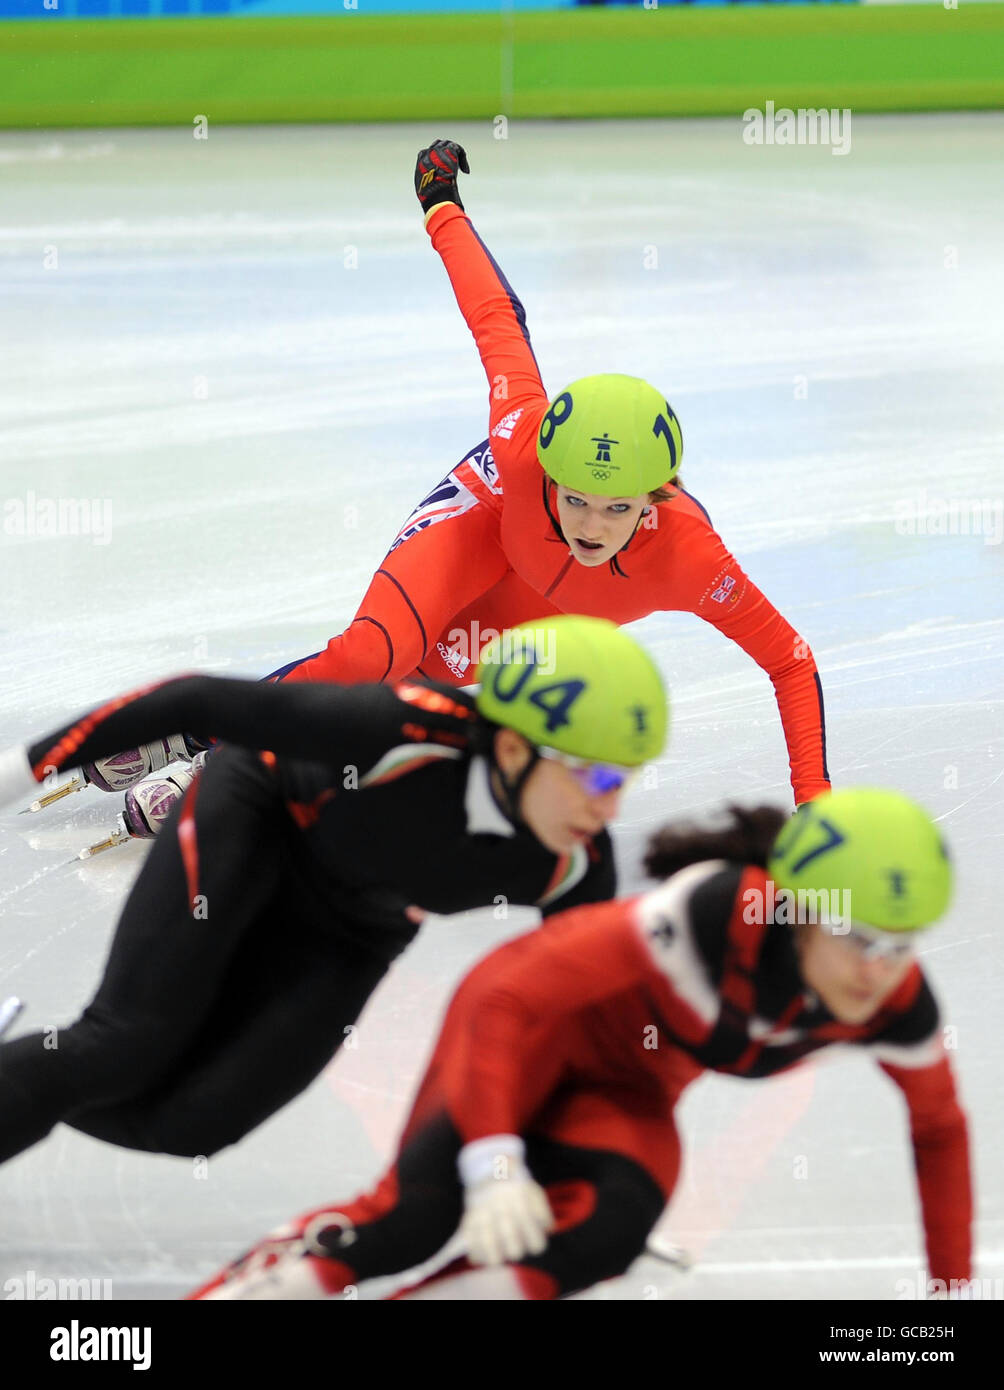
415, 140, 470, 215
458, 1135, 553, 1266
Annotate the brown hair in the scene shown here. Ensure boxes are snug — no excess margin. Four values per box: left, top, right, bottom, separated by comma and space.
643, 804, 789, 880
648, 480, 681, 504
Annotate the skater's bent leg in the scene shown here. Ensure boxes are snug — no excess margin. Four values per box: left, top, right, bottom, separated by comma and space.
317, 1114, 465, 1281
190, 1113, 465, 1299
517, 1138, 668, 1297
70, 917, 392, 1157
263, 652, 321, 682
283, 474, 508, 685
0, 751, 283, 1163
268, 568, 550, 691
384, 1140, 667, 1301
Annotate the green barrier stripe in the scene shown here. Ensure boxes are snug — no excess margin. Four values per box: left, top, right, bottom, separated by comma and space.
6, 5, 1004, 46
1, 5, 1002, 128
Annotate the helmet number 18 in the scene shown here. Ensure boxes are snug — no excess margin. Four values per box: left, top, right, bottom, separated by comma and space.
652, 409, 680, 470
538, 393, 574, 451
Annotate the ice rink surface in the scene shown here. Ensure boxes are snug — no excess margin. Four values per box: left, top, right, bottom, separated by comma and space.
1, 115, 1002, 1301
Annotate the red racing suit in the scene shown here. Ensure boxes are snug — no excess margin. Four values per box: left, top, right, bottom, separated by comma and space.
393, 861, 973, 1286
288, 203, 830, 805
189, 862, 971, 1300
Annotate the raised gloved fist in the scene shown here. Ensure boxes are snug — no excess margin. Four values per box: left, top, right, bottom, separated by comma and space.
415, 139, 470, 214
457, 1134, 553, 1267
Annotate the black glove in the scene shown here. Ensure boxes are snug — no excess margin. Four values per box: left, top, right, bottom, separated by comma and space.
415, 140, 470, 215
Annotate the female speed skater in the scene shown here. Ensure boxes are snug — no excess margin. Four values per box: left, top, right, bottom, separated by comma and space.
67, 138, 829, 842
190, 788, 971, 1302
0, 617, 666, 1165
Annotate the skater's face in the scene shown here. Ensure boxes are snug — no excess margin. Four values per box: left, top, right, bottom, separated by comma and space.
492, 730, 624, 854
796, 922, 915, 1024
556, 489, 650, 567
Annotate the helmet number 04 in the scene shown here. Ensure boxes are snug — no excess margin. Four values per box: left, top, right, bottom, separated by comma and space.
489, 665, 586, 735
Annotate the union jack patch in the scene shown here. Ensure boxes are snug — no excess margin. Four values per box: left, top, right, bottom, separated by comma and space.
387, 473, 478, 554
386, 448, 499, 555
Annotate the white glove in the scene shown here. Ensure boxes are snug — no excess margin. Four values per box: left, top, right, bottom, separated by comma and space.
458, 1135, 554, 1266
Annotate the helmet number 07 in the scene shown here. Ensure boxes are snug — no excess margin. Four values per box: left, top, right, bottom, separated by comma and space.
771, 810, 846, 875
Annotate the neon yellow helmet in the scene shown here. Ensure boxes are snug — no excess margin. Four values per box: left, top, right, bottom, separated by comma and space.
536, 374, 683, 496
767, 788, 953, 932
475, 615, 668, 768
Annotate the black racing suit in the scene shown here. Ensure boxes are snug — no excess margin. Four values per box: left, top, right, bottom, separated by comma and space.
0, 676, 615, 1161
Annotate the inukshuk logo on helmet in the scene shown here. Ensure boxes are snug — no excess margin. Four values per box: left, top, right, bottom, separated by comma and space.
625, 705, 651, 758
590, 434, 619, 481
882, 868, 911, 919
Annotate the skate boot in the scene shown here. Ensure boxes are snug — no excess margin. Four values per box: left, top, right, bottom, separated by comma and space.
121, 751, 210, 839
84, 733, 198, 794
69, 751, 210, 861
20, 731, 199, 815
188, 1208, 357, 1301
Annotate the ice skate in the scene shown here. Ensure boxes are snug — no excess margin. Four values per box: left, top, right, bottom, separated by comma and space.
20, 733, 196, 815
189, 1209, 356, 1301
68, 752, 209, 863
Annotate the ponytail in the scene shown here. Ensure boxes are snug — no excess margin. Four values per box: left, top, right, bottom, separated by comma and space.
643, 804, 789, 881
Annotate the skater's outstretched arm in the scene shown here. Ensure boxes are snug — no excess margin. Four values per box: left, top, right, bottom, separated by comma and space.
416, 142, 548, 469
659, 507, 830, 806
0, 675, 475, 806
879, 1056, 972, 1287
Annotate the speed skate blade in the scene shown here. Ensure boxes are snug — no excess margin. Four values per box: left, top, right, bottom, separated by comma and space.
61, 816, 133, 868
20, 774, 87, 814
